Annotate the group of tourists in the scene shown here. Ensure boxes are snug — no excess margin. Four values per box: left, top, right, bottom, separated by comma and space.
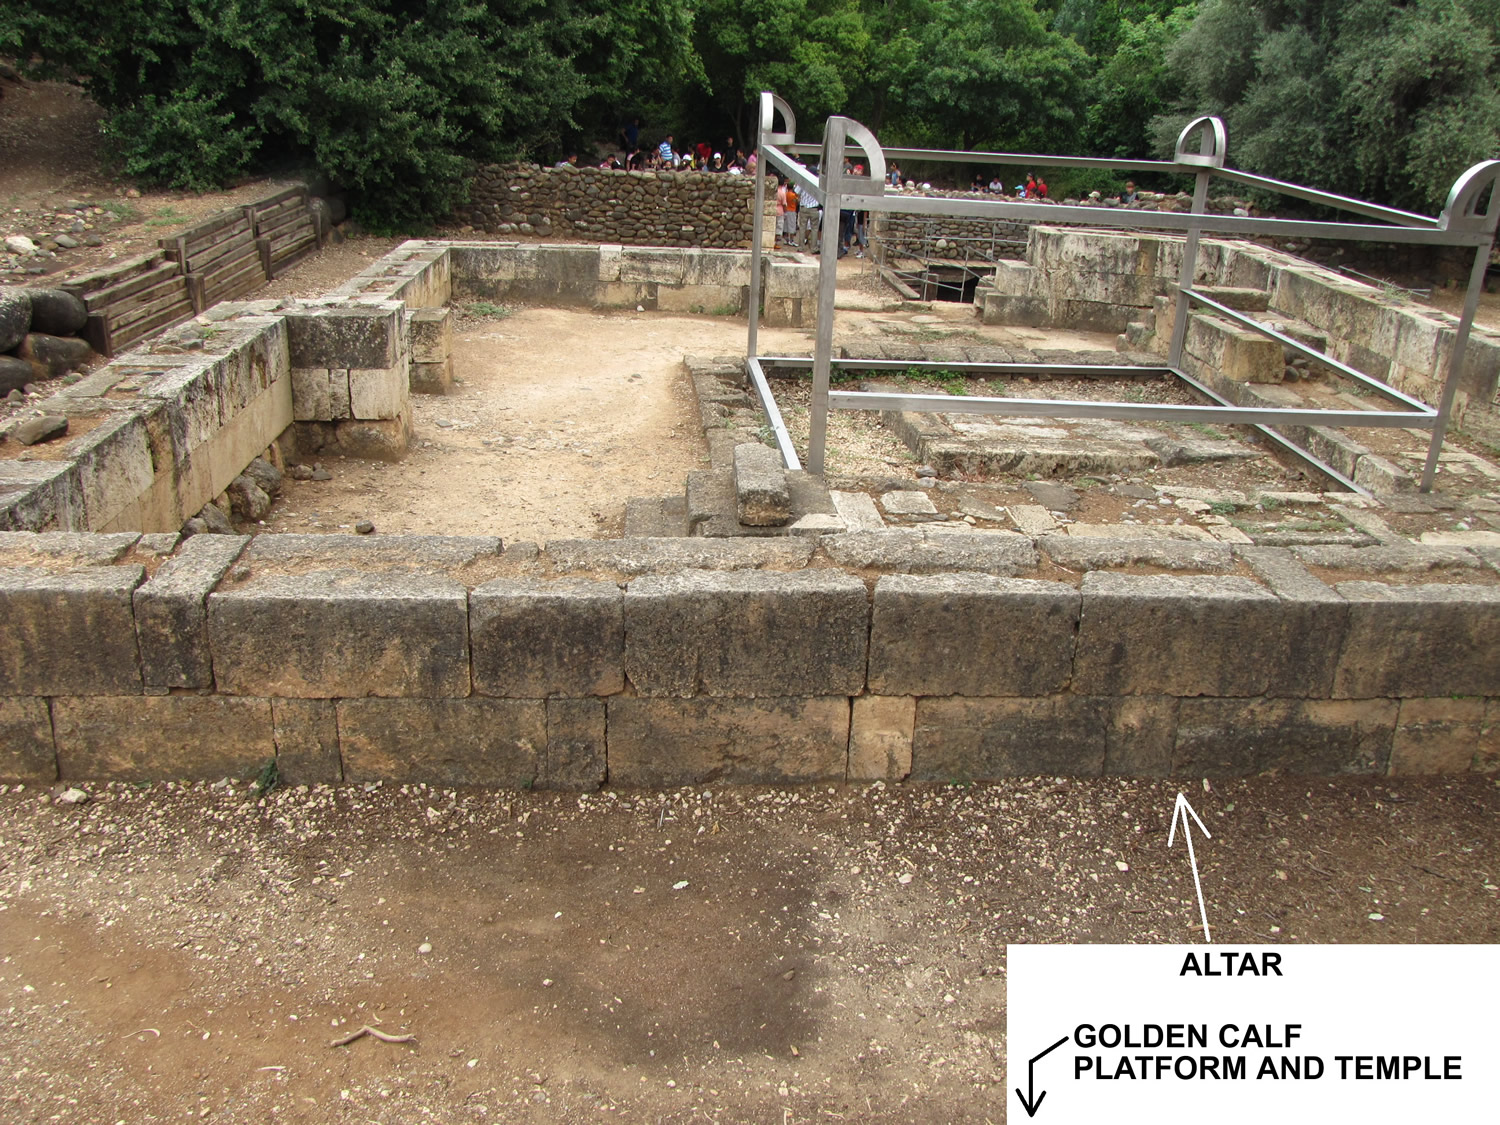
587, 121, 761, 173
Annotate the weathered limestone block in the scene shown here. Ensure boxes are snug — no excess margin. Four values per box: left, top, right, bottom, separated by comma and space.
1103, 696, 1178, 777
337, 698, 544, 785
821, 529, 1038, 574
543, 536, 813, 575
1389, 697, 1488, 774
0, 697, 56, 782
607, 696, 850, 786
286, 306, 401, 370
1332, 582, 1500, 699
209, 571, 470, 698
544, 697, 606, 790
849, 696, 915, 781
869, 574, 1079, 696
1073, 572, 1283, 697
1174, 698, 1396, 776
349, 365, 408, 420
410, 357, 454, 395
0, 531, 139, 564
0, 566, 144, 695
53, 695, 275, 780
72, 410, 157, 531
272, 698, 342, 784
291, 367, 351, 422
1187, 313, 1283, 384
470, 578, 623, 698
912, 695, 1108, 779
733, 442, 790, 526
134, 534, 249, 689
624, 570, 868, 697
1233, 546, 1348, 698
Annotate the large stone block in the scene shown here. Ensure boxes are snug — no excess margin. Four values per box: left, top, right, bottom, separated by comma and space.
544, 697, 606, 790
1332, 582, 1500, 698
821, 528, 1038, 574
349, 365, 408, 420
470, 578, 623, 697
624, 570, 868, 697
869, 574, 1079, 696
1389, 697, 1487, 774
209, 571, 470, 697
0, 697, 56, 782
1175, 697, 1395, 776
0, 566, 144, 695
291, 367, 351, 422
733, 442, 790, 526
134, 534, 249, 689
849, 695, 914, 781
607, 696, 850, 786
544, 536, 813, 576
337, 698, 544, 785
53, 695, 275, 780
71, 410, 158, 531
912, 695, 1108, 779
286, 306, 401, 369
1074, 572, 1283, 697
1234, 546, 1348, 698
1103, 696, 1177, 776
272, 698, 342, 784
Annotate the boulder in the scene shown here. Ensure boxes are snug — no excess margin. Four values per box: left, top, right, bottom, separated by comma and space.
0, 355, 34, 395
241, 456, 283, 499
226, 475, 272, 521
24, 288, 87, 336
10, 414, 68, 446
0, 288, 30, 352
17, 333, 92, 377
197, 502, 235, 534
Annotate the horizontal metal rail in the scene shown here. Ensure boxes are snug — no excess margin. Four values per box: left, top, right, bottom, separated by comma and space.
1181, 289, 1437, 414
746, 357, 802, 471
786, 141, 1177, 176
1213, 168, 1437, 229
827, 389, 1434, 429
854, 194, 1494, 246
757, 356, 1181, 378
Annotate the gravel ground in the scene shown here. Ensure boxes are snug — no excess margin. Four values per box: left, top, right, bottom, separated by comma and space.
1, 774, 1495, 1123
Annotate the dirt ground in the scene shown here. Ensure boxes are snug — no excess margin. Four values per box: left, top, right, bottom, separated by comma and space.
1, 775, 1495, 1124
260, 307, 819, 542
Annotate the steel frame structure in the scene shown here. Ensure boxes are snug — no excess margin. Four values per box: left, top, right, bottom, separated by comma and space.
744, 92, 1500, 493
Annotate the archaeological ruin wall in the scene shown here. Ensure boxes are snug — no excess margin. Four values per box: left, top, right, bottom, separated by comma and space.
456, 165, 759, 249
1, 238, 1497, 789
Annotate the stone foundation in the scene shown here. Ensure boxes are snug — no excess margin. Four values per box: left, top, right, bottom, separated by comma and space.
1, 530, 1495, 787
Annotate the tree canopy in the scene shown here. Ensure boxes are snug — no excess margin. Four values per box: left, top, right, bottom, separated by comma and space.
1, 0, 1495, 223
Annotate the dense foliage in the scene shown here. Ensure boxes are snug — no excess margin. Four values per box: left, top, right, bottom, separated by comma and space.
1, 0, 1495, 222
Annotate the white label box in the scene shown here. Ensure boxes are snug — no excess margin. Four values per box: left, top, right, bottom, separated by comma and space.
1006, 944, 1498, 1123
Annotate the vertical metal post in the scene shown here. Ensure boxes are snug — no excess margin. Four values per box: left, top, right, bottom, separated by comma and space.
807, 118, 846, 477
747, 130, 768, 361
1419, 243, 1491, 492
1168, 126, 1218, 368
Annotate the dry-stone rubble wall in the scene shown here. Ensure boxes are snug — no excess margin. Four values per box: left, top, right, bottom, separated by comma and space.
459, 165, 756, 249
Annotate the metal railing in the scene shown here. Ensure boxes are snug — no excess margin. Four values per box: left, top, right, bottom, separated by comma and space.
745, 92, 1500, 493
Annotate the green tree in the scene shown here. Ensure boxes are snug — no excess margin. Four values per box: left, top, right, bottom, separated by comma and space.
1084, 4, 1197, 157
0, 0, 698, 226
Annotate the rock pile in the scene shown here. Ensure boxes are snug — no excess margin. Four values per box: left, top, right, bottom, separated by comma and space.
0, 286, 94, 395
2, 198, 112, 277
458, 165, 754, 248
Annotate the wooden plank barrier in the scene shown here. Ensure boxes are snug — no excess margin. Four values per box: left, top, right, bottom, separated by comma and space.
59, 252, 195, 356
246, 186, 322, 279
160, 207, 269, 312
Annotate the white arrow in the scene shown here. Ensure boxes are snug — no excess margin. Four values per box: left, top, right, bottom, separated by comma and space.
1168, 792, 1213, 943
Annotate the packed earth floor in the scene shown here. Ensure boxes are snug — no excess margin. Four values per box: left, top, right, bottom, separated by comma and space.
1, 776, 1496, 1123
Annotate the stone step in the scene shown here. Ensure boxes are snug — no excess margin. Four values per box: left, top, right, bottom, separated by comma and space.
687, 468, 843, 537
623, 494, 688, 537
733, 442, 791, 526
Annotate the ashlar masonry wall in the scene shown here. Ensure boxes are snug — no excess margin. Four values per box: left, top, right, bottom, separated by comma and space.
979, 226, 1500, 442
1, 530, 1496, 787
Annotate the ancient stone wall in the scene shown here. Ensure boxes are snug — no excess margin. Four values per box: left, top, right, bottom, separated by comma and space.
978, 226, 1500, 443
457, 165, 757, 248
0, 530, 1495, 786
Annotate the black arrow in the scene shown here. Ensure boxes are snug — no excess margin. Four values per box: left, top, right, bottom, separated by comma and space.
1014, 1034, 1069, 1118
